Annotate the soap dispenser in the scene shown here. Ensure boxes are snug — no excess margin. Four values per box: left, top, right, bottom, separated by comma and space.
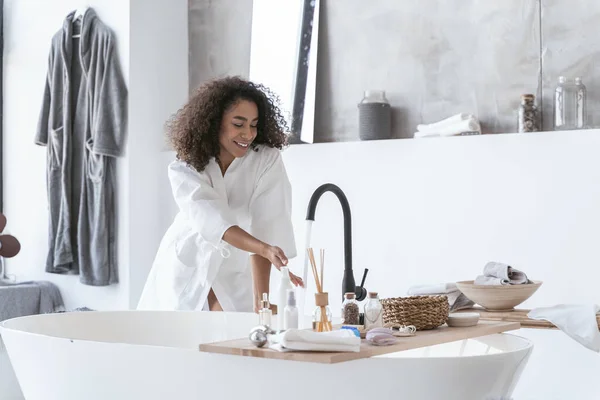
283, 289, 298, 330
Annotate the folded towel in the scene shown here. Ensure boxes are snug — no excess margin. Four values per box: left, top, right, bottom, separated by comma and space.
474, 275, 509, 285
413, 130, 481, 138
407, 283, 475, 312
528, 304, 600, 352
269, 329, 361, 353
407, 283, 458, 295
416, 113, 473, 132
446, 291, 476, 311
483, 261, 529, 284
19, 281, 65, 314
414, 113, 482, 138
0, 280, 65, 322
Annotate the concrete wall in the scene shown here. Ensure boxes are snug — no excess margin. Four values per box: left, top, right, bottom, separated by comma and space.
540, 0, 600, 130
189, 0, 600, 142
188, 0, 252, 93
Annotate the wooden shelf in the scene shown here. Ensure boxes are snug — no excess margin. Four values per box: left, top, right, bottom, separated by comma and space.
199, 320, 520, 364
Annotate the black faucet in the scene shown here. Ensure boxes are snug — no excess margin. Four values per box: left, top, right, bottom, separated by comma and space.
306, 183, 368, 301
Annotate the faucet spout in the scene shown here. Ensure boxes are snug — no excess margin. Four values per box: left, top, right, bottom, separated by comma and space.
306, 184, 353, 272
306, 183, 367, 301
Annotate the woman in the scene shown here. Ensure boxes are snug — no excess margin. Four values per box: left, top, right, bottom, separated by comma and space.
138, 77, 303, 313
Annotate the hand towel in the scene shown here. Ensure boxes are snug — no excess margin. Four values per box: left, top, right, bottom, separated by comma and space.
416, 113, 472, 132
474, 275, 509, 285
483, 261, 529, 284
414, 120, 481, 137
414, 113, 482, 138
407, 283, 458, 295
407, 283, 475, 311
413, 130, 481, 138
269, 329, 361, 353
528, 304, 600, 352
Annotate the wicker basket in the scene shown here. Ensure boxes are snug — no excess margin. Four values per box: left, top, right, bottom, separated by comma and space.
381, 295, 449, 330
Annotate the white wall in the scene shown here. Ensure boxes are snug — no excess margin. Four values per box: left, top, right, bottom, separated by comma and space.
2, 0, 187, 310
282, 129, 600, 400
3, 0, 130, 310
127, 0, 188, 309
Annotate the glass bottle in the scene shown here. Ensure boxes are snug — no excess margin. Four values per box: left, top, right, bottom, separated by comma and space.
554, 76, 577, 131
341, 292, 360, 325
258, 293, 272, 328
575, 77, 587, 129
517, 94, 539, 133
358, 90, 391, 141
364, 292, 383, 330
312, 293, 332, 332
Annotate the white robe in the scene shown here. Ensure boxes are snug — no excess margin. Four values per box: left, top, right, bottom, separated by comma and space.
137, 146, 297, 312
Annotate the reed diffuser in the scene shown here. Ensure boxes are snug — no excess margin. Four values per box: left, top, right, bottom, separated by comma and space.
308, 248, 333, 332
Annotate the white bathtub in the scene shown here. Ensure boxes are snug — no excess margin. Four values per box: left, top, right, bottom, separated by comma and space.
0, 335, 23, 399
1, 311, 533, 400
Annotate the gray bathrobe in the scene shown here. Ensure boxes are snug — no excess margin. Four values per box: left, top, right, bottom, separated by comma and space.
35, 9, 126, 286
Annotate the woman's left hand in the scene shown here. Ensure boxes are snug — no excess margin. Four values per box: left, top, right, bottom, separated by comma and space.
287, 271, 304, 288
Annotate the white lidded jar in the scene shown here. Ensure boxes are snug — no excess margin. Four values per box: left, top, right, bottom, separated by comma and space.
364, 291, 383, 330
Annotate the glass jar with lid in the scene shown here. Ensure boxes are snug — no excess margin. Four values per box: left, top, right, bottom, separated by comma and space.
364, 291, 383, 330
341, 292, 360, 325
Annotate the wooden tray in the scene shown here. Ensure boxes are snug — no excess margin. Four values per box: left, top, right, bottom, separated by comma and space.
454, 308, 600, 330
198, 320, 520, 364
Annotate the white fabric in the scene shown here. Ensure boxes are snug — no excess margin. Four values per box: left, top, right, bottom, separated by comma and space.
137, 146, 297, 312
407, 283, 475, 311
269, 329, 361, 352
408, 283, 458, 295
528, 304, 600, 352
475, 261, 529, 286
474, 276, 509, 285
416, 113, 469, 132
414, 113, 481, 138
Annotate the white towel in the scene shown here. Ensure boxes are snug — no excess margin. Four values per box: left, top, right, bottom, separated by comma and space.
474, 275, 509, 285
414, 113, 481, 138
416, 113, 472, 132
269, 329, 361, 353
407, 283, 458, 295
484, 261, 528, 284
528, 304, 600, 352
407, 283, 475, 311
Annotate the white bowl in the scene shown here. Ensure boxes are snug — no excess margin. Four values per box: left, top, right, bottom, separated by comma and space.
447, 312, 480, 327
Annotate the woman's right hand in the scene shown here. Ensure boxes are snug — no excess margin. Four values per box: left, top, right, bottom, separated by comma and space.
261, 245, 304, 287
261, 245, 289, 268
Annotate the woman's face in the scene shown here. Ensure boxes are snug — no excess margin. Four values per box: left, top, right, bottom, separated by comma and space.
219, 99, 259, 160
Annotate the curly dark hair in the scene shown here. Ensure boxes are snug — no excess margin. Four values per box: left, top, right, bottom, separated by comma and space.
166, 76, 290, 172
